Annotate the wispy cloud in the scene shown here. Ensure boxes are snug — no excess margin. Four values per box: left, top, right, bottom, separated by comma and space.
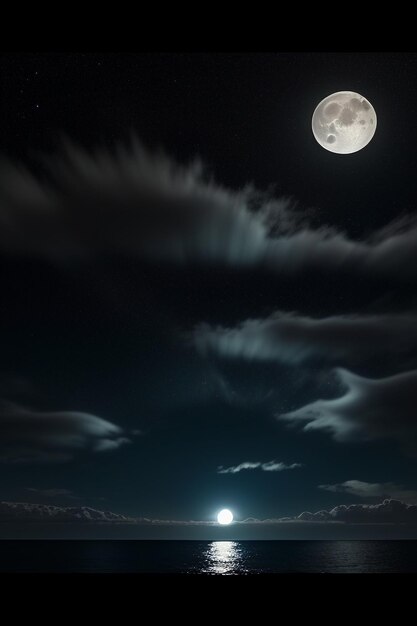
193, 312, 417, 367
0, 399, 134, 463
0, 139, 286, 265
278, 368, 417, 452
217, 460, 303, 474
1, 139, 417, 280
319, 480, 417, 503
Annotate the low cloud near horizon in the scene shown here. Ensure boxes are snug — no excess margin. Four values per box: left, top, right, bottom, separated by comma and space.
1, 498, 417, 525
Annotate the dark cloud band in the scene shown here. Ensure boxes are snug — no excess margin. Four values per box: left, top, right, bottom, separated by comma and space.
319, 480, 417, 503
278, 368, 417, 451
1, 140, 417, 280
193, 312, 417, 367
2, 498, 416, 525
0, 399, 132, 463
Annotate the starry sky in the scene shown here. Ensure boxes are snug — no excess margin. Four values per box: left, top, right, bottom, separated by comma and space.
0, 52, 417, 538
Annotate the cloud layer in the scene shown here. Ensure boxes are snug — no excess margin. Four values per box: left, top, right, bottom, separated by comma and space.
218, 460, 302, 473
292, 499, 417, 524
1, 137, 417, 522
1, 140, 417, 279
278, 368, 417, 450
194, 312, 417, 367
0, 501, 131, 522
0, 399, 131, 463
2, 499, 416, 526
319, 480, 417, 503
0, 140, 285, 265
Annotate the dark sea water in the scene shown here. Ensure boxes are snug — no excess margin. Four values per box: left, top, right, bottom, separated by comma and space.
1, 540, 416, 573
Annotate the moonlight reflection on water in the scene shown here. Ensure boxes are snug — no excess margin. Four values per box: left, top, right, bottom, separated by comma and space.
202, 541, 246, 575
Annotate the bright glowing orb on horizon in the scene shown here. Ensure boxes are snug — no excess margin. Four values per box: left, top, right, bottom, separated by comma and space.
217, 509, 233, 525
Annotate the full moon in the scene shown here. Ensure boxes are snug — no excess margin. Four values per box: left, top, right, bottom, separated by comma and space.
217, 509, 233, 525
312, 91, 376, 154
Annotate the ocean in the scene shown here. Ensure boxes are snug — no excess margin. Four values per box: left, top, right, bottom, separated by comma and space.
0, 540, 416, 573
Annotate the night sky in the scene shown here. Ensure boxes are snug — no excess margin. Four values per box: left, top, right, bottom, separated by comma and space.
1, 52, 417, 538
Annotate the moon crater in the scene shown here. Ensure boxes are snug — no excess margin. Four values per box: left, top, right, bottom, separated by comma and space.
312, 91, 376, 154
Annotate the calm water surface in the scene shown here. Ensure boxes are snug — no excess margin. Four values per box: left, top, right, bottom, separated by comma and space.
1, 540, 416, 573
